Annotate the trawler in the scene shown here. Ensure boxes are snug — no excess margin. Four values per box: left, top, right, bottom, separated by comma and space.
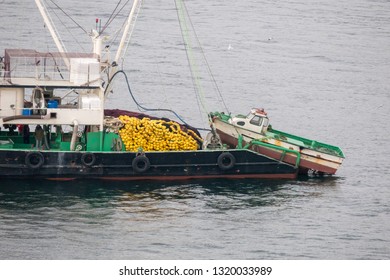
0, 0, 298, 180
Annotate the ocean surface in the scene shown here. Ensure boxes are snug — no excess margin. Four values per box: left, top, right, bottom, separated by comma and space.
0, 0, 389, 259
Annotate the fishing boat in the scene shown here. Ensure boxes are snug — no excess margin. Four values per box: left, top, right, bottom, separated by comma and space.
0, 0, 298, 180
210, 108, 345, 175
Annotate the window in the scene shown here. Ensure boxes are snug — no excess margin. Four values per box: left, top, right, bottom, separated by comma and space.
249, 116, 262, 126
263, 118, 269, 127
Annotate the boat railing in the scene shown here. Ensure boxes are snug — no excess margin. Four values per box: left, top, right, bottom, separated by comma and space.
2, 49, 100, 87
2, 69, 70, 81
269, 128, 345, 158
236, 134, 301, 168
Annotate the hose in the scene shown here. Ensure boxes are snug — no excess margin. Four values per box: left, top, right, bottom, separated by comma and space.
104, 70, 210, 131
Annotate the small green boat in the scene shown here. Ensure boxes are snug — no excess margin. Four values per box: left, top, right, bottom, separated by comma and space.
210, 108, 345, 175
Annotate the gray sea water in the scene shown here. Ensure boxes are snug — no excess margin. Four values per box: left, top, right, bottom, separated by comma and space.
0, 0, 389, 259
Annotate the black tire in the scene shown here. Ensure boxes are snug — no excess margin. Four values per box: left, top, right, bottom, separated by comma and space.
81, 152, 96, 167
217, 152, 236, 170
25, 151, 44, 169
132, 155, 150, 173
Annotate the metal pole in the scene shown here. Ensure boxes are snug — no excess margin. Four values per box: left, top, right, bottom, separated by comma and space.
35, 0, 70, 69
114, 0, 141, 63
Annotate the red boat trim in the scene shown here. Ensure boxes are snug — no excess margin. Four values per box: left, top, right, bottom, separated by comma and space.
41, 173, 296, 181
45, 178, 77, 181
97, 173, 297, 181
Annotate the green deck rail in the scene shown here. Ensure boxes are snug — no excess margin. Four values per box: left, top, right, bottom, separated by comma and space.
268, 128, 344, 158
236, 134, 301, 168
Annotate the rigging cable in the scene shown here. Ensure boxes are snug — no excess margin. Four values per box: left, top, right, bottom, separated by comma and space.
100, 0, 132, 36
48, 0, 89, 35
180, 0, 230, 114
175, 0, 230, 139
101, 0, 123, 34
46, 1, 86, 52
175, 0, 208, 123
175, 0, 229, 112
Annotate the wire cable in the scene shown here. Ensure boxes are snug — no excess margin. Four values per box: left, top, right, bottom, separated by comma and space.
48, 0, 88, 35
100, 0, 132, 35
46, 1, 86, 52
101, 0, 122, 34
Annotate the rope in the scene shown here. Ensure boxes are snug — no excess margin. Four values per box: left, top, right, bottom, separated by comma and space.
175, 0, 230, 116
181, 1, 230, 114
175, 0, 209, 122
104, 116, 123, 133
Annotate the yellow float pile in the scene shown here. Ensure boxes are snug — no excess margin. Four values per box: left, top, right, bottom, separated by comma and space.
118, 115, 201, 152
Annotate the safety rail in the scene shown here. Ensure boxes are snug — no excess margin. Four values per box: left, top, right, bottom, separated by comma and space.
236, 134, 301, 168
1, 49, 100, 86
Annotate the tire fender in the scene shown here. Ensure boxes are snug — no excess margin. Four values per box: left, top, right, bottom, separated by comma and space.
81, 152, 96, 167
217, 152, 236, 170
25, 151, 44, 169
132, 155, 150, 173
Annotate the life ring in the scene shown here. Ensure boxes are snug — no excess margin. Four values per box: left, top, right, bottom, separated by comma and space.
132, 155, 150, 173
217, 152, 236, 170
25, 151, 44, 169
81, 152, 96, 167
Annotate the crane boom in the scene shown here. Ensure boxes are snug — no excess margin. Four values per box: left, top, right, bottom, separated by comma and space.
114, 0, 143, 64
35, 0, 70, 69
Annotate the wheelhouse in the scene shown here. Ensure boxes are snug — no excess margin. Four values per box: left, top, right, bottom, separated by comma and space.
231, 108, 270, 134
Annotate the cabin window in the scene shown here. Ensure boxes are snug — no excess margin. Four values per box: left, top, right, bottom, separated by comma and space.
250, 116, 262, 126
263, 118, 269, 127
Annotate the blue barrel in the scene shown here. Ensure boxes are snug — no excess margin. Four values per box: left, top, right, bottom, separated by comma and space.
47, 100, 58, 108
22, 109, 31, 115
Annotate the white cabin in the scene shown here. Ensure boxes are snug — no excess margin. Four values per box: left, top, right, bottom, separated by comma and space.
0, 49, 104, 129
230, 108, 270, 134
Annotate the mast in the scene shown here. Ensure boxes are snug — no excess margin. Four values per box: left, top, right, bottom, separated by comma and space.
91, 30, 102, 58
104, 0, 143, 97
35, 0, 70, 69
114, 0, 142, 64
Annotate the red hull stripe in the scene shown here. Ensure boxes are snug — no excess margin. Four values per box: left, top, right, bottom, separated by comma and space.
43, 174, 296, 181
97, 173, 297, 181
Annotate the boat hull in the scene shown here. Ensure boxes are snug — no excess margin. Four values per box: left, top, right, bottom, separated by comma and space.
213, 118, 343, 175
0, 149, 298, 180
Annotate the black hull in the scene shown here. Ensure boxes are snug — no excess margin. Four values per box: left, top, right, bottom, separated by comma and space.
0, 149, 297, 180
